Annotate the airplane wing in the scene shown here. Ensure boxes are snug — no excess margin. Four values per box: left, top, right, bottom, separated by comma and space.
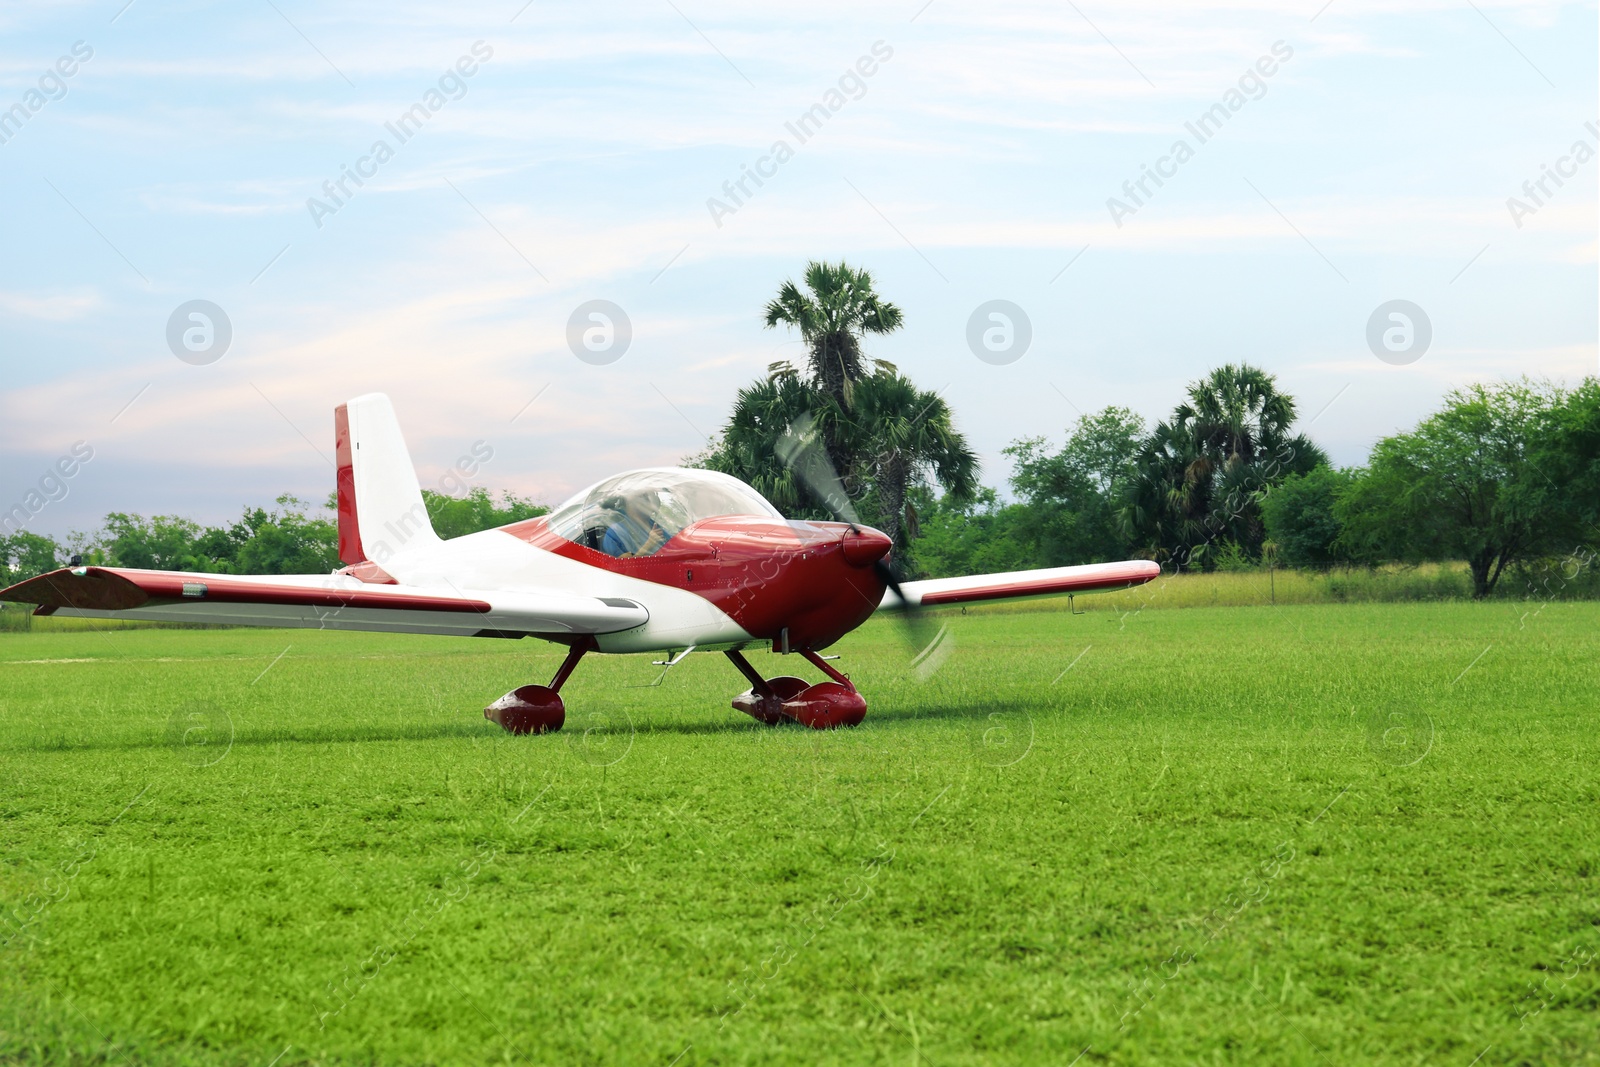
877, 559, 1160, 611
0, 566, 648, 638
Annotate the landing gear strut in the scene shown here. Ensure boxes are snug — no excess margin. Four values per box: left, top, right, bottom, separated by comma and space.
485, 638, 592, 734
727, 649, 867, 730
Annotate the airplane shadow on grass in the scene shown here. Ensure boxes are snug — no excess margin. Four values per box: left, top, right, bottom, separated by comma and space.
12, 695, 1022, 753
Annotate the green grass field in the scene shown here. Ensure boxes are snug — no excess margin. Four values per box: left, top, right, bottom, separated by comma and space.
2, 596, 1597, 1065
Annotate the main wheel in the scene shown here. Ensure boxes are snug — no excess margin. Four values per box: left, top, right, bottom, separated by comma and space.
732, 676, 810, 725
783, 681, 867, 730
485, 685, 565, 734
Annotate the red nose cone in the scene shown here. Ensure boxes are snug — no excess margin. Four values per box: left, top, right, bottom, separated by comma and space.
840, 527, 892, 568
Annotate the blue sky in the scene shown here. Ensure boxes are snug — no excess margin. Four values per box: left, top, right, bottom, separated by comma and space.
1, 0, 1595, 538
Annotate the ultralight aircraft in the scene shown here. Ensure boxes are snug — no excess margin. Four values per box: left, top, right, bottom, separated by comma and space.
0, 395, 1159, 731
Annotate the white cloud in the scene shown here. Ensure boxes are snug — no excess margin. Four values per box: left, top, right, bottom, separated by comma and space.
0, 288, 101, 321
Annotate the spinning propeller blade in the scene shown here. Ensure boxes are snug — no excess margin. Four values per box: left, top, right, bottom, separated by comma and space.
776, 413, 950, 678
774, 412, 858, 525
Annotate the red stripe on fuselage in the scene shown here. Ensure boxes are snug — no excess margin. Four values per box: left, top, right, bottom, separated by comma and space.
500, 515, 889, 650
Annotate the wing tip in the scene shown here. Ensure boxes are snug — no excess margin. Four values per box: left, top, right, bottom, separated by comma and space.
0, 567, 151, 611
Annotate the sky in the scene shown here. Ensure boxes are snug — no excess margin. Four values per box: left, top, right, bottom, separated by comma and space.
1, 0, 1595, 539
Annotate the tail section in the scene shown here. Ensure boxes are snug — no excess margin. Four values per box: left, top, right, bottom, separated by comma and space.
334, 394, 438, 565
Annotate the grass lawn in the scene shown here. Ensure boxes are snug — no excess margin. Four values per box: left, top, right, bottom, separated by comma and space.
1, 596, 1596, 1065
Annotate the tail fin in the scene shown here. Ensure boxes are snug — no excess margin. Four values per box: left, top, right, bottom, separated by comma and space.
334, 394, 438, 565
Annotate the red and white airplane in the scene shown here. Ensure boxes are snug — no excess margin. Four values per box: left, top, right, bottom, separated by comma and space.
1, 394, 1158, 731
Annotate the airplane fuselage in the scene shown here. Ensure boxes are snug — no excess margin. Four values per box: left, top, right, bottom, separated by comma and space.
353, 515, 893, 655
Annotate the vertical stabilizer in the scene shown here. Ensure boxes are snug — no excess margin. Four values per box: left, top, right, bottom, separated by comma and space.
334, 394, 438, 565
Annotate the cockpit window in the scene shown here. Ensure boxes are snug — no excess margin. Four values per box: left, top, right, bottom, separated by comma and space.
545, 468, 782, 557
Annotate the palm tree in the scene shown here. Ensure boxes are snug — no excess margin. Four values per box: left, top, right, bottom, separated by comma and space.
842, 372, 978, 550
1116, 420, 1215, 568
1177, 364, 1326, 555
1177, 364, 1298, 470
763, 260, 903, 416
700, 369, 835, 519
701, 262, 974, 560
1118, 364, 1327, 567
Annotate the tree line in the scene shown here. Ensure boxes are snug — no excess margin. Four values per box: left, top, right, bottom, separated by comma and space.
910, 376, 1597, 598
0, 489, 544, 589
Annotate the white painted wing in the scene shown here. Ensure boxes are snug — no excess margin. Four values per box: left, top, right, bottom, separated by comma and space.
878, 560, 1160, 611
1, 567, 648, 638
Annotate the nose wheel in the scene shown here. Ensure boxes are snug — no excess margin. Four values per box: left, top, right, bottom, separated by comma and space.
730, 675, 810, 725
726, 650, 867, 729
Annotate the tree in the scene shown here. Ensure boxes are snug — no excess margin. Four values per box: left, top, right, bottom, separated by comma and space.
1527, 377, 1600, 550
696, 370, 836, 519
1005, 407, 1145, 566
231, 496, 339, 574
906, 487, 1032, 578
704, 264, 974, 555
422, 487, 546, 539
1178, 363, 1326, 557
1178, 363, 1297, 469
1117, 364, 1326, 568
1115, 419, 1216, 568
1260, 465, 1356, 568
763, 260, 903, 447
98, 497, 338, 575
100, 513, 211, 571
700, 366, 978, 550
0, 532, 62, 587
841, 371, 978, 549
1335, 379, 1571, 597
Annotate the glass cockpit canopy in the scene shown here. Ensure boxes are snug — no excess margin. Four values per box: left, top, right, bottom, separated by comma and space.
545, 468, 783, 557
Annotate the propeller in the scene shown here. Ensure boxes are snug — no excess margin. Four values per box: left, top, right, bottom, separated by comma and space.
775, 413, 951, 679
